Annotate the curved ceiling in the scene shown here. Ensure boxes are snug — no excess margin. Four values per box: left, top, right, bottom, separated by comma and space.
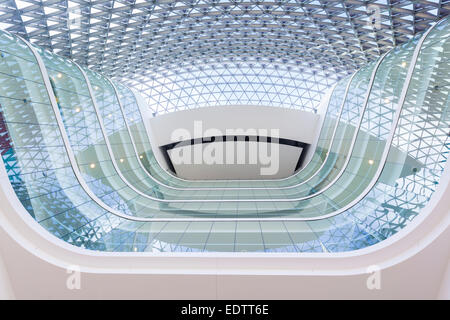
1, 0, 447, 114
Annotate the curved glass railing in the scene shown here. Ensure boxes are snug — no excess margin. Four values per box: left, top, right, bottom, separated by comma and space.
29, 31, 414, 213
0, 16, 448, 252
34, 49, 370, 201
30, 47, 382, 203
77, 65, 371, 200
88, 73, 354, 192
32, 50, 333, 203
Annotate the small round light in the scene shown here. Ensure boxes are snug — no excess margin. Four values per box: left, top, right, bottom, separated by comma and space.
119, 158, 124, 163
89, 163, 96, 169
401, 61, 407, 68
108, 114, 112, 118
384, 98, 390, 104
139, 155, 143, 159
368, 159, 374, 165
75, 107, 81, 113
57, 73, 62, 78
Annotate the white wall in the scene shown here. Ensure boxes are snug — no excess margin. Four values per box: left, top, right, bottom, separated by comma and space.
168, 142, 302, 180
149, 105, 320, 146
0, 250, 14, 299
146, 105, 320, 179
438, 259, 450, 299
0, 165, 14, 300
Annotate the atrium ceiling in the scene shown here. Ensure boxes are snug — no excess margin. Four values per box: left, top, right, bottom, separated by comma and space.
0, 0, 448, 114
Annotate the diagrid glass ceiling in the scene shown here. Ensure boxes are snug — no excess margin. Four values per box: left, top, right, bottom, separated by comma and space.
0, 0, 448, 115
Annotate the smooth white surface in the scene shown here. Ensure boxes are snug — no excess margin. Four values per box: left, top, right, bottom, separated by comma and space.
438, 259, 450, 299
147, 105, 319, 179
0, 250, 14, 299
149, 105, 320, 147
168, 142, 302, 179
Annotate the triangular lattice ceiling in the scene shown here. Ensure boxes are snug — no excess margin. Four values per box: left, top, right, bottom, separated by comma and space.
0, 0, 447, 115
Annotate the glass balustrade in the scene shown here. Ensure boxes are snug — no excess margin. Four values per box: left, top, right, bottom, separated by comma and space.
38, 51, 366, 201
0, 16, 448, 252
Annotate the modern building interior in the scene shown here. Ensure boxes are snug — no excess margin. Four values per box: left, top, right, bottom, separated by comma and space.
0, 0, 449, 299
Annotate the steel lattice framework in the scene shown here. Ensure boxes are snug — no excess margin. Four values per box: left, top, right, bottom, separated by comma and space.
0, 0, 448, 114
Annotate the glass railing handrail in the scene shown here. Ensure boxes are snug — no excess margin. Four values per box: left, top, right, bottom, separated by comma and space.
13, 21, 427, 219
0, 29, 400, 232
68, 52, 386, 202
0, 16, 448, 253
96, 57, 382, 201
41, 49, 361, 202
